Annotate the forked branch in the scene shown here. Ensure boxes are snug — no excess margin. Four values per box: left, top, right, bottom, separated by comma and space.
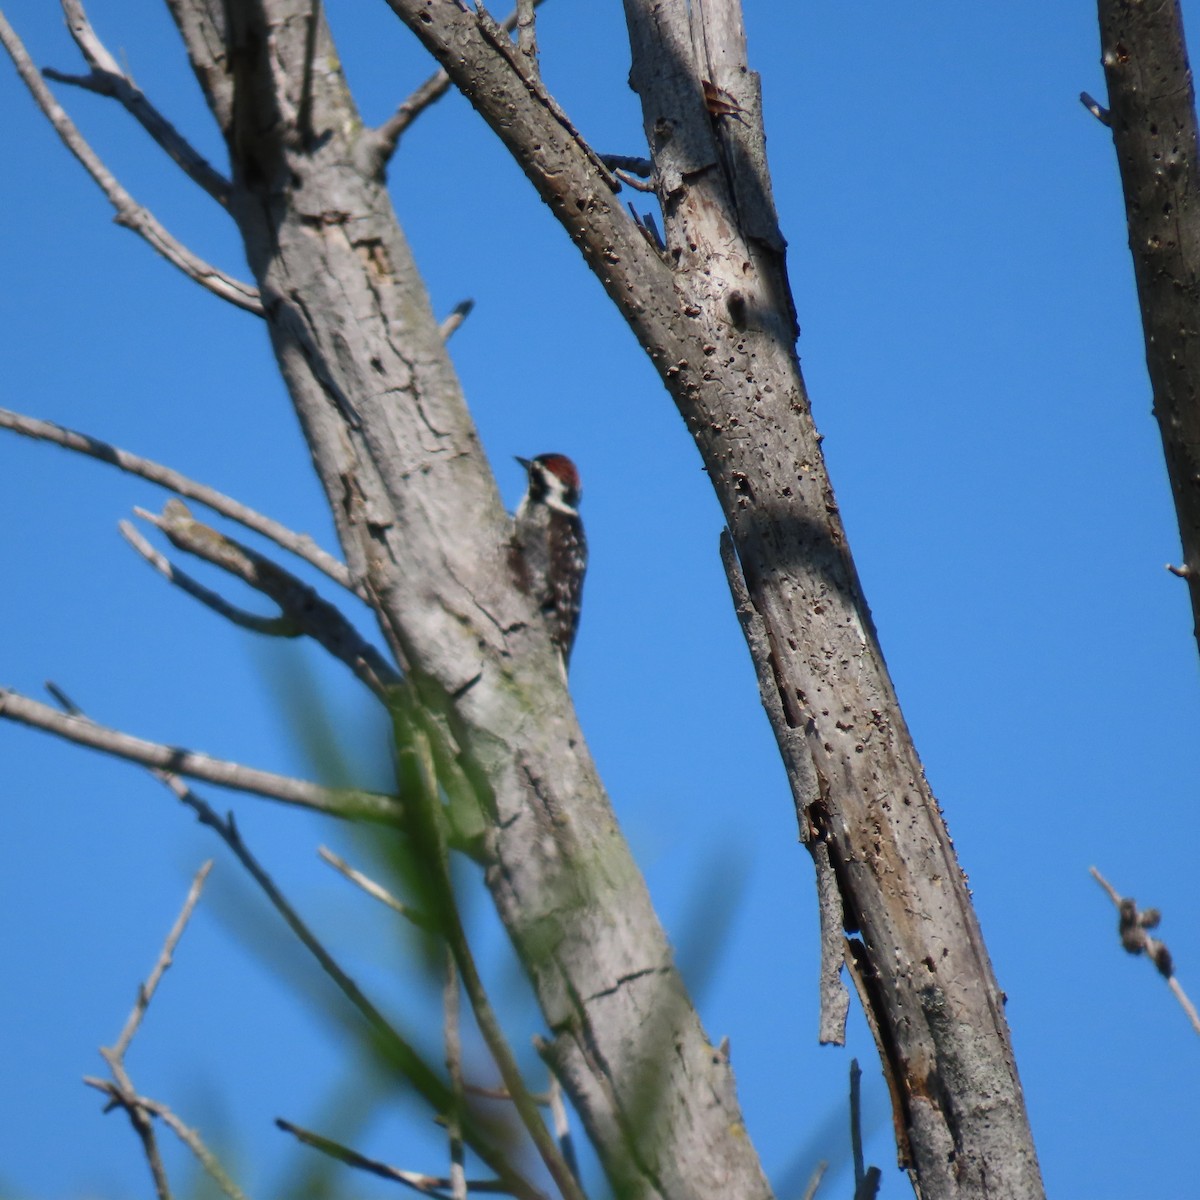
121, 519, 304, 637
367, 0, 545, 171
82, 859, 247, 1200
0, 406, 359, 596
134, 500, 400, 699
0, 12, 259, 312
187, 793, 542, 1200
45, 0, 232, 205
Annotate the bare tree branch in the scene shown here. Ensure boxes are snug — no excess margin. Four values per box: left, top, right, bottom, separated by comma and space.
136, 500, 400, 699
443, 952, 468, 1200
85, 1072, 174, 1200
366, 1, 543, 171
0, 687, 400, 821
83, 859, 248, 1200
722, 530, 846, 1048
44, 686, 531, 1196
84, 1078, 248, 1200
275, 1118, 511, 1195
160, 0, 234, 137
0, 405, 360, 597
110, 859, 214, 1060
121, 519, 303, 637
187, 793, 541, 1200
614, 169, 655, 193
1079, 90, 1111, 126
600, 153, 653, 177
546, 1075, 580, 1189
159, 5, 768, 1198
439, 299, 475, 341
318, 844, 431, 927
800, 1162, 828, 1200
515, 0, 538, 75
849, 1058, 881, 1200
1091, 867, 1200, 1036
368, 68, 452, 170
43, 0, 232, 206
0, 11, 259, 312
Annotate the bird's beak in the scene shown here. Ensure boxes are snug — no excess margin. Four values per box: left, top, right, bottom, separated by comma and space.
515, 456, 531, 470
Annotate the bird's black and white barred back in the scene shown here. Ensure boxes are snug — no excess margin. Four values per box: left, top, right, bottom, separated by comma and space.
510, 453, 587, 672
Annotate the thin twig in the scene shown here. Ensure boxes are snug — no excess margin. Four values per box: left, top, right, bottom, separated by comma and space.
613, 168, 655, 192
800, 1160, 828, 1200
0, 405, 359, 596
45, 0, 232, 205
439, 299, 475, 341
46, 691, 534, 1198
368, 1, 542, 168
444, 952, 468, 1200
276, 1118, 511, 1195
546, 1074, 580, 1187
318, 844, 432, 928
600, 153, 652, 177
84, 1078, 249, 1200
1079, 90, 1112, 127
1090, 867, 1122, 907
85, 860, 245, 1200
111, 860, 214, 1059
849, 1058, 865, 1187
0, 686, 401, 821
1091, 867, 1200, 1035
84, 1073, 173, 1200
135, 500, 399, 699
151, 759, 537, 1198
516, 0, 538, 75
0, 12, 260, 312
121, 519, 303, 636
211, 808, 542, 1200
370, 69, 451, 169
848, 1058, 880, 1200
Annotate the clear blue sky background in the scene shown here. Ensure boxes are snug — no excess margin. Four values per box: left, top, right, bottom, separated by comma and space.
2, 2, 1198, 1197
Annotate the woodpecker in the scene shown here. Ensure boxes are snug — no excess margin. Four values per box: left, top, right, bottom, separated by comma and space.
510, 453, 587, 672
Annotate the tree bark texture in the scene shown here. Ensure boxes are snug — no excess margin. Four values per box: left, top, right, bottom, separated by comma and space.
1097, 0, 1200, 655
165, 2, 772, 1198
381, 1, 1046, 1196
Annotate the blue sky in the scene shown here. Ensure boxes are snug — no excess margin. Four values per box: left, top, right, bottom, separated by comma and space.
2, 2, 1199, 1197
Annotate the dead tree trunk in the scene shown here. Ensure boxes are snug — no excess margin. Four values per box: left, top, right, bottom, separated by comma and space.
1094, 0, 1200, 658
384, 1, 1045, 1195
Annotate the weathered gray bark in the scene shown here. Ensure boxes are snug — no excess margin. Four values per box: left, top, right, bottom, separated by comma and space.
1096, 0, 1200, 658
164, 2, 772, 1198
383, 1, 1045, 1196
